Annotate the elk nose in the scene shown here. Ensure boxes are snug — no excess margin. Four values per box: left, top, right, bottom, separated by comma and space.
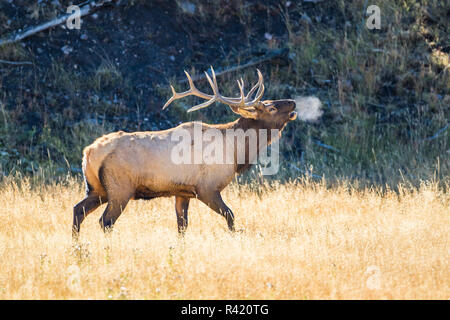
286, 99, 296, 111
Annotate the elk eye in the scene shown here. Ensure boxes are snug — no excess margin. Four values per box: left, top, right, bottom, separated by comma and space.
267, 106, 277, 113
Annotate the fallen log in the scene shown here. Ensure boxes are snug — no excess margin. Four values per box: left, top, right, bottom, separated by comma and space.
421, 125, 448, 142
0, 0, 114, 47
0, 59, 32, 66
178, 48, 289, 84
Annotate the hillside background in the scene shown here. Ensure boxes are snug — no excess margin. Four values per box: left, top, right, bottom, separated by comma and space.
0, 0, 448, 188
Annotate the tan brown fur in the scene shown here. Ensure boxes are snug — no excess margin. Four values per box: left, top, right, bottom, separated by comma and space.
73, 98, 297, 237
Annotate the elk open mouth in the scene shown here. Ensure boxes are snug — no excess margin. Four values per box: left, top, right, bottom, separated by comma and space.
289, 111, 297, 120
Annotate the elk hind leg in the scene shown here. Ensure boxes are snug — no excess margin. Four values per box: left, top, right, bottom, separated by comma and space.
99, 195, 131, 232
98, 163, 133, 232
73, 194, 105, 238
175, 196, 190, 234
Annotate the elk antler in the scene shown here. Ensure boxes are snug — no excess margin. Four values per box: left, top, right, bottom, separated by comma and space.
162, 67, 265, 117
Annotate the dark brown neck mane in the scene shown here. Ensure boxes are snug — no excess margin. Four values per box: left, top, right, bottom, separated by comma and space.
212, 117, 286, 174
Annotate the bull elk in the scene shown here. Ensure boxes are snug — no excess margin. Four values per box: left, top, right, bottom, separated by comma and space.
73, 67, 297, 237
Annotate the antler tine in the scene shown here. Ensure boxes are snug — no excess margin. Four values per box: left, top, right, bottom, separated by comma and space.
237, 79, 246, 106
254, 83, 265, 102
185, 70, 215, 101
245, 81, 259, 101
251, 69, 265, 102
209, 66, 250, 104
208, 66, 239, 102
210, 66, 219, 94
162, 69, 214, 110
186, 71, 218, 112
245, 69, 263, 100
187, 67, 233, 112
232, 69, 264, 108
205, 69, 218, 95
184, 70, 196, 92
186, 98, 217, 112
162, 85, 178, 110
162, 66, 265, 112
210, 67, 265, 108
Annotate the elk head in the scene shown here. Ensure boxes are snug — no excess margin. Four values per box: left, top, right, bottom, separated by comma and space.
162, 67, 297, 129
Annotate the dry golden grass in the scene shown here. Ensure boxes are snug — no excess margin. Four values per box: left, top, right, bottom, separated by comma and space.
0, 179, 448, 299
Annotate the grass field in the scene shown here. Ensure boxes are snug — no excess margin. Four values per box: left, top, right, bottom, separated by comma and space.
0, 179, 448, 299
0, 0, 447, 302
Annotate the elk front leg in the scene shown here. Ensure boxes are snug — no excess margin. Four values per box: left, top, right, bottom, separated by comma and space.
175, 196, 190, 234
197, 191, 235, 232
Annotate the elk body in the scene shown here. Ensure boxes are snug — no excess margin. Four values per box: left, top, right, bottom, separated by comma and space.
73, 67, 297, 237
